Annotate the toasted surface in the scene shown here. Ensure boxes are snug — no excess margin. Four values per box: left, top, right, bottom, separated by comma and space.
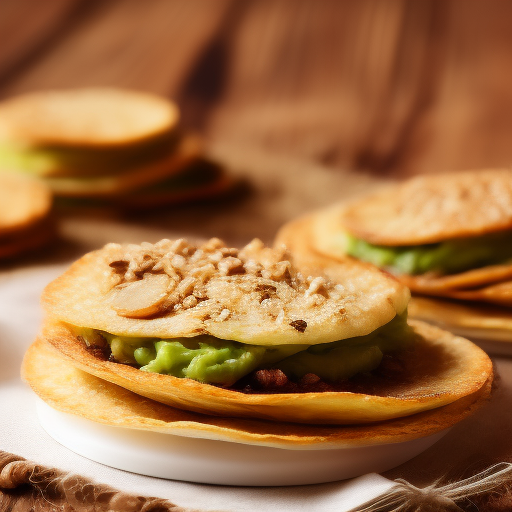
39, 319, 492, 424
340, 170, 512, 245
409, 280, 512, 307
401, 264, 512, 293
409, 296, 512, 341
0, 88, 179, 147
22, 338, 492, 448
42, 237, 409, 346
0, 173, 52, 235
46, 134, 202, 198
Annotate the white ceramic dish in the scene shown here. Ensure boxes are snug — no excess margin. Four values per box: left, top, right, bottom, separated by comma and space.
37, 399, 448, 486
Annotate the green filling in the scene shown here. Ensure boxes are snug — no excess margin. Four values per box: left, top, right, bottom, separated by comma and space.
76, 313, 412, 387
0, 135, 176, 177
345, 232, 512, 275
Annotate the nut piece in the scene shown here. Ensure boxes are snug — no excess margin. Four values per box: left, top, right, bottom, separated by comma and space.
110, 273, 171, 318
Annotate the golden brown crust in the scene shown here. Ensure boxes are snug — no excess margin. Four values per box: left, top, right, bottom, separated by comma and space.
0, 173, 52, 236
400, 264, 512, 293
340, 170, 512, 245
0, 88, 179, 148
41, 236, 409, 346
22, 338, 493, 448
38, 319, 493, 425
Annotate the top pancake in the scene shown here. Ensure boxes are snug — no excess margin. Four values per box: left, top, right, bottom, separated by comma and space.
341, 169, 512, 245
0, 173, 52, 236
42, 237, 409, 346
0, 88, 179, 148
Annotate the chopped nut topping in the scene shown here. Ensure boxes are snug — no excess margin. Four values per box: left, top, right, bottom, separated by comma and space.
106, 237, 345, 322
109, 260, 129, 273
110, 273, 171, 318
218, 309, 231, 321
218, 257, 245, 276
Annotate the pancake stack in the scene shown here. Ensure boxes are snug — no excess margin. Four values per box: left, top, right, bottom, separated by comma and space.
0, 88, 232, 208
0, 173, 53, 259
281, 169, 512, 342
23, 237, 492, 449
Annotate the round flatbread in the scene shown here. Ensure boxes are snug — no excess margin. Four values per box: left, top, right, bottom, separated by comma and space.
42, 238, 409, 346
45, 135, 202, 198
0, 88, 179, 148
0, 173, 52, 236
40, 319, 492, 425
340, 170, 512, 245
22, 337, 492, 448
0, 218, 54, 260
409, 296, 512, 342
400, 264, 512, 293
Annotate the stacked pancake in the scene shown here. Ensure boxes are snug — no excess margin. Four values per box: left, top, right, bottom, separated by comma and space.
281, 169, 512, 342
0, 173, 53, 259
23, 237, 492, 449
0, 88, 231, 208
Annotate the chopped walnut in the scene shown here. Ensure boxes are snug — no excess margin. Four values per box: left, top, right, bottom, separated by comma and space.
218, 257, 245, 276
290, 319, 307, 332
105, 237, 348, 322
217, 309, 231, 321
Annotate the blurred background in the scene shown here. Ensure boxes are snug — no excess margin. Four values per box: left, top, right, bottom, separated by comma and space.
3, 0, 512, 177
4, 0, 512, 253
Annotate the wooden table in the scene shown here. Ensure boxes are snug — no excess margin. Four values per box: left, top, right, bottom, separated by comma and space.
3, 0, 512, 177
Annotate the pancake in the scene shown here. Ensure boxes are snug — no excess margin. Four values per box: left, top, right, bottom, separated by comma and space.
39, 318, 492, 424
0, 217, 54, 260
22, 337, 492, 448
0, 88, 179, 148
45, 135, 202, 198
42, 238, 409, 345
340, 170, 512, 246
0, 173, 52, 236
409, 296, 512, 342
285, 174, 512, 334
113, 160, 235, 209
39, 237, 492, 424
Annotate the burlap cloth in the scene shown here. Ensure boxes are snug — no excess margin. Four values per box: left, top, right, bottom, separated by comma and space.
2, 150, 512, 511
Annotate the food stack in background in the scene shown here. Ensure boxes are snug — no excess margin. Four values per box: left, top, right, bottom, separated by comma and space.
0, 173, 53, 259
0, 88, 232, 208
276, 169, 512, 343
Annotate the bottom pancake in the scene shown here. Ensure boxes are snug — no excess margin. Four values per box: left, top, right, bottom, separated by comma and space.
22, 338, 492, 449
38, 318, 492, 425
0, 217, 55, 260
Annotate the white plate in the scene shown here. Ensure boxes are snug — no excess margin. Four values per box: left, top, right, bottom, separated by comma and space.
37, 399, 448, 486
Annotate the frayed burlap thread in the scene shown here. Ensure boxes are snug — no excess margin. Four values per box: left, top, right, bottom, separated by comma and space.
352, 463, 512, 511
0, 451, 207, 512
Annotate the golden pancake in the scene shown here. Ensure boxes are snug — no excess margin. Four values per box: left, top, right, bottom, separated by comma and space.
401, 264, 512, 293
113, 161, 235, 209
0, 173, 52, 236
409, 296, 512, 342
40, 318, 491, 425
42, 238, 409, 346
408, 281, 512, 308
45, 135, 202, 198
22, 338, 492, 448
340, 170, 512, 246
0, 88, 179, 148
0, 217, 54, 260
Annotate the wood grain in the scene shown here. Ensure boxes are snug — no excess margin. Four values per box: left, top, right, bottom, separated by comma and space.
1, 1, 512, 174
